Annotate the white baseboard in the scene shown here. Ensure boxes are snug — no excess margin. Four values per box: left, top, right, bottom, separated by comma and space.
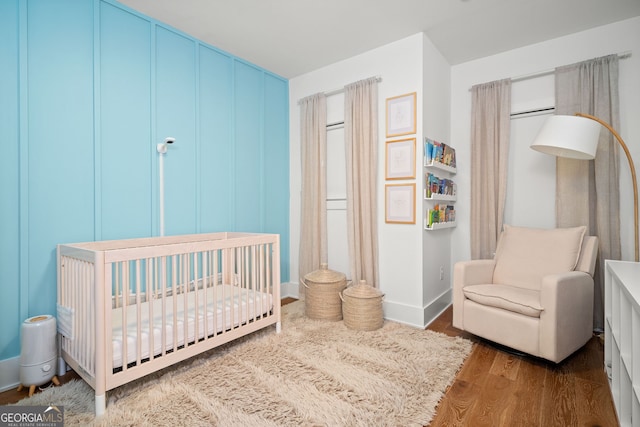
281, 281, 300, 299
423, 289, 452, 327
383, 300, 425, 328
383, 289, 452, 329
0, 356, 20, 393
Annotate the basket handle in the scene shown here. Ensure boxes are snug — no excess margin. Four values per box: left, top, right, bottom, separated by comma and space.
300, 278, 309, 289
339, 291, 345, 302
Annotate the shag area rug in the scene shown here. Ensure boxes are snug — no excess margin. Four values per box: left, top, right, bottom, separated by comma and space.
12, 301, 472, 426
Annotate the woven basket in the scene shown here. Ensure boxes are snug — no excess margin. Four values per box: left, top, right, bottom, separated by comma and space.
301, 264, 347, 321
340, 280, 384, 331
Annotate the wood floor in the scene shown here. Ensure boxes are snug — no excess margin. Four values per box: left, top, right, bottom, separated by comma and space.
1, 300, 619, 427
427, 306, 619, 427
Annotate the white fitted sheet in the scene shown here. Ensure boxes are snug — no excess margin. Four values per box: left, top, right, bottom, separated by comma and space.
111, 284, 272, 369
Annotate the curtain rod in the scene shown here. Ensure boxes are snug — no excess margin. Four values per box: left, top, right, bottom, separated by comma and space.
511, 51, 631, 83
469, 51, 632, 90
507, 51, 633, 118
297, 76, 382, 105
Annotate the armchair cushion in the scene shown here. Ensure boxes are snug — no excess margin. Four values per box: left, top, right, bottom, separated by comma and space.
493, 225, 587, 290
463, 284, 543, 318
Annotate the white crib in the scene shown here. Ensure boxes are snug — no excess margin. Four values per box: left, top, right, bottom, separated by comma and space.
56, 232, 281, 416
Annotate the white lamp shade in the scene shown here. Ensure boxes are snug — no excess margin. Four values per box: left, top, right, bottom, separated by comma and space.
530, 115, 601, 160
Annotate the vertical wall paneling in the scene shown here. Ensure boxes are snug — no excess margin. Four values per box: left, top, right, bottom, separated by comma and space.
234, 62, 263, 232
18, 0, 29, 345
198, 46, 233, 232
100, 3, 152, 239
93, 0, 102, 240
26, 0, 95, 318
229, 60, 237, 229
259, 73, 266, 233
194, 41, 201, 232
150, 23, 158, 237
0, 0, 21, 360
264, 74, 290, 280
155, 27, 197, 236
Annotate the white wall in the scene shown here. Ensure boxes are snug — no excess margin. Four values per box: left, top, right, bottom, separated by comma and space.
290, 33, 452, 327
421, 35, 453, 316
450, 17, 640, 266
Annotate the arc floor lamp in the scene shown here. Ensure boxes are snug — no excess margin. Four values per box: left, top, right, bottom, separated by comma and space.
530, 113, 639, 262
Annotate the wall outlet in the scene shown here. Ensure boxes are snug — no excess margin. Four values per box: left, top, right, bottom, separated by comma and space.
439, 266, 444, 280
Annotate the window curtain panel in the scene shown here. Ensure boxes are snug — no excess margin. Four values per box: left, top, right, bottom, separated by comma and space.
298, 93, 328, 282
344, 77, 380, 288
555, 54, 621, 332
470, 79, 512, 259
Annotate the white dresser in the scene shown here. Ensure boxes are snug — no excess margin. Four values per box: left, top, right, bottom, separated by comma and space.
605, 260, 640, 427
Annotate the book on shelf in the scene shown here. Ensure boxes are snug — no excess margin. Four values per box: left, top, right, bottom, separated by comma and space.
425, 137, 456, 168
427, 204, 456, 227
425, 172, 456, 198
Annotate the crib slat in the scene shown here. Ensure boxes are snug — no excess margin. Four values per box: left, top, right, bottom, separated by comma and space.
213, 250, 219, 336
94, 251, 107, 411
161, 256, 167, 357
88, 261, 96, 374
220, 250, 226, 333
258, 244, 264, 320
172, 255, 178, 352
182, 253, 188, 349
202, 251, 208, 340
83, 262, 90, 370
253, 245, 258, 319
191, 252, 196, 342
121, 261, 129, 372
233, 247, 238, 330
147, 258, 154, 362
135, 260, 142, 367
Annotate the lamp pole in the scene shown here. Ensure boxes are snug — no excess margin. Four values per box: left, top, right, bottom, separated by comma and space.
157, 137, 175, 237
576, 113, 639, 262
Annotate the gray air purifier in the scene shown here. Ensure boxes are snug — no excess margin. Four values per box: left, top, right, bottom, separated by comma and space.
18, 315, 60, 396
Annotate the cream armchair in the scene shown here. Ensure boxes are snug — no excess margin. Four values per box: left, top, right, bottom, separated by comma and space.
453, 225, 598, 363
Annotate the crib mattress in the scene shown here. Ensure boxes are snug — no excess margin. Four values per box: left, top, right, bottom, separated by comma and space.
111, 284, 272, 369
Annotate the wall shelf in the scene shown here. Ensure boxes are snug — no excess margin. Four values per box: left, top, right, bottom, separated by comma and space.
423, 139, 457, 232
423, 189, 456, 202
424, 159, 456, 174
424, 219, 457, 231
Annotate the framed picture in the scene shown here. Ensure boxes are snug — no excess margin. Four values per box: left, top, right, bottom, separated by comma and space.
385, 138, 416, 180
386, 92, 416, 137
385, 183, 416, 224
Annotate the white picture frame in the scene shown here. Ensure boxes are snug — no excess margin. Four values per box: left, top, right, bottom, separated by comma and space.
385, 138, 416, 180
386, 92, 416, 137
385, 183, 416, 224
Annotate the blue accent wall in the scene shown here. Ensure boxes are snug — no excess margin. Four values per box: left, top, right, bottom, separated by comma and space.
198, 46, 233, 232
0, 0, 289, 362
234, 62, 264, 232
26, 1, 96, 326
99, 2, 153, 240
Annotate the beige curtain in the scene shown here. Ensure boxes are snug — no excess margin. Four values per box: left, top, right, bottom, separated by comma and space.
298, 93, 327, 281
555, 54, 621, 332
344, 77, 379, 287
470, 79, 512, 259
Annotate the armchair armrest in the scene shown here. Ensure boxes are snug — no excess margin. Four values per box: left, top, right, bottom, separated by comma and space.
539, 271, 594, 363
453, 259, 496, 329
